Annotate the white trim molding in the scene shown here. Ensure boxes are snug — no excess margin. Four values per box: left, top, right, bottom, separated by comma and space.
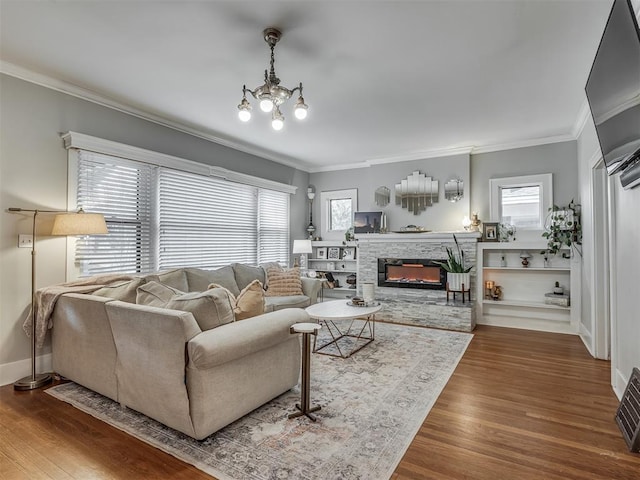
61, 131, 297, 195
0, 353, 52, 387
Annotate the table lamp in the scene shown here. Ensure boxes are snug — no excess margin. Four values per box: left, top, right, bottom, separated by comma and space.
292, 239, 313, 270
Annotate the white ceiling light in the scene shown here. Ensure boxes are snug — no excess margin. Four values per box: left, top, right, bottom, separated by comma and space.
238, 27, 308, 130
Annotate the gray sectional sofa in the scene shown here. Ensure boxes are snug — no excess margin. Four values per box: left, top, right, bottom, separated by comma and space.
50, 264, 322, 440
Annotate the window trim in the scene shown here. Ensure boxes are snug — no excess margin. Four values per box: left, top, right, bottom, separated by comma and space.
62, 131, 297, 195
320, 189, 358, 240
489, 173, 553, 230
63, 132, 294, 279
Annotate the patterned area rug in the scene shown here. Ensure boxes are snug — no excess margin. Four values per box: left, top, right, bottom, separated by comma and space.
47, 322, 472, 480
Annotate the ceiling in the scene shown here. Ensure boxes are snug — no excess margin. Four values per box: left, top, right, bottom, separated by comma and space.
0, 1, 614, 172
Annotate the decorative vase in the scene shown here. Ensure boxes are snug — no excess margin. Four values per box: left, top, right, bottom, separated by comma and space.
362, 283, 375, 303
447, 272, 470, 292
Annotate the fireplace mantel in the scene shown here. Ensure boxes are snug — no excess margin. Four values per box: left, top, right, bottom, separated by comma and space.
355, 231, 481, 243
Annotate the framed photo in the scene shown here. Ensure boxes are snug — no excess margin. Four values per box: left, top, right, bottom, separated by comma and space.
342, 247, 356, 260
482, 222, 499, 242
316, 247, 327, 259
354, 211, 383, 234
328, 247, 341, 259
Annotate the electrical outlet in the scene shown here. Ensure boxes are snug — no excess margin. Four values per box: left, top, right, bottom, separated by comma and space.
18, 234, 33, 248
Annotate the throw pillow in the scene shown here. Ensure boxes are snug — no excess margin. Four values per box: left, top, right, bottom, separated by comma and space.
264, 267, 303, 297
142, 269, 189, 292
136, 281, 183, 307
92, 277, 145, 303
210, 279, 265, 320
165, 289, 235, 331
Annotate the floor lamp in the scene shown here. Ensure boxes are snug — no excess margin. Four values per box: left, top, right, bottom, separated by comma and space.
8, 207, 108, 391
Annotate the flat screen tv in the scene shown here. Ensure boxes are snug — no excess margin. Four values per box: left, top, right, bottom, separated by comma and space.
585, 0, 640, 176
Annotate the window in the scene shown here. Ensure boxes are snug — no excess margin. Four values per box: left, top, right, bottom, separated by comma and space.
72, 149, 290, 277
76, 151, 154, 275
320, 189, 357, 240
490, 174, 552, 229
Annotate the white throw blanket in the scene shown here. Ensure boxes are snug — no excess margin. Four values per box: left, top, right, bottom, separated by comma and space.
23, 274, 134, 348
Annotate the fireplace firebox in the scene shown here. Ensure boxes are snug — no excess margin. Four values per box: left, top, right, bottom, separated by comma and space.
377, 258, 446, 290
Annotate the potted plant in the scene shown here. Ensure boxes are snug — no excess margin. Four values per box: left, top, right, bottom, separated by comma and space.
541, 199, 582, 258
435, 234, 472, 292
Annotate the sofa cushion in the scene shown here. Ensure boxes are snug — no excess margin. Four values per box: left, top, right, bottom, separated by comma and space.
186, 267, 240, 296
209, 280, 265, 320
165, 289, 235, 331
143, 269, 189, 293
265, 267, 303, 297
265, 295, 310, 311
92, 277, 146, 303
232, 263, 266, 291
136, 281, 183, 307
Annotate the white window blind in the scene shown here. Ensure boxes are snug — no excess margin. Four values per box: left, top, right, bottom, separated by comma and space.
158, 168, 258, 270
76, 151, 154, 275
258, 189, 290, 265
75, 151, 291, 276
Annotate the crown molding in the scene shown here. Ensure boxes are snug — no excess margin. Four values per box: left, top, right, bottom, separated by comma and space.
308, 146, 474, 173
0, 61, 310, 172
470, 133, 576, 155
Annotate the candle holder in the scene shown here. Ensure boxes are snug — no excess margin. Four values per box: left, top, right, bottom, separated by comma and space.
484, 280, 495, 299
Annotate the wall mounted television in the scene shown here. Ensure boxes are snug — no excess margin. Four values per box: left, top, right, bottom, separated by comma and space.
585, 0, 640, 185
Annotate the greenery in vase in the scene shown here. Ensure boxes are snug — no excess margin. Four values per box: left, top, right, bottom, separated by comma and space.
541, 199, 582, 257
434, 234, 473, 273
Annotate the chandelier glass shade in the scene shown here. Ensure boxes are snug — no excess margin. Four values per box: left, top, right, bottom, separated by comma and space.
238, 28, 308, 130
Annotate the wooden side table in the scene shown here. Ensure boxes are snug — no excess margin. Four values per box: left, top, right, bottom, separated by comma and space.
288, 322, 322, 422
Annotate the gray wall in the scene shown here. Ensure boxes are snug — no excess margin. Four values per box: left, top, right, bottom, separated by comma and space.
309, 141, 579, 236
0, 74, 307, 376
310, 154, 471, 234
470, 141, 579, 221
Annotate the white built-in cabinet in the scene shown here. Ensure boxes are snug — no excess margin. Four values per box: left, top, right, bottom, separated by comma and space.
309, 241, 358, 298
476, 241, 581, 334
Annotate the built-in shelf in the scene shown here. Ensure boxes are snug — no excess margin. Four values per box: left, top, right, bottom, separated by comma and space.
311, 241, 358, 298
477, 241, 581, 334
482, 299, 570, 311
483, 266, 571, 272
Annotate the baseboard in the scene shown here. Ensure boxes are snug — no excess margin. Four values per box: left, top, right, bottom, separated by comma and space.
477, 316, 577, 335
0, 353, 52, 387
578, 323, 595, 357
613, 368, 628, 401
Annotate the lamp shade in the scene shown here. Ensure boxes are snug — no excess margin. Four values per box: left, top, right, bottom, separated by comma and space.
292, 239, 313, 254
51, 211, 108, 236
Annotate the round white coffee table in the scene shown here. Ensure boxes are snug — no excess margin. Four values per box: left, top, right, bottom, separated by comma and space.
306, 299, 382, 358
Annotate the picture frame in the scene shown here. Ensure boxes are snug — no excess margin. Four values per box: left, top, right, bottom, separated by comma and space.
354, 211, 383, 234
342, 247, 356, 260
316, 247, 327, 259
482, 222, 499, 242
328, 247, 341, 259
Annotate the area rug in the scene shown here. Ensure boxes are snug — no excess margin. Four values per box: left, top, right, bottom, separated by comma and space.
47, 322, 472, 480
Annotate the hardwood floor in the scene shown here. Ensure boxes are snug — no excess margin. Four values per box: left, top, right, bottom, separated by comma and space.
2, 325, 638, 479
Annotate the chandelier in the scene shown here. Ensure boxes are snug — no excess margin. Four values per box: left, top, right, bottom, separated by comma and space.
237, 28, 308, 131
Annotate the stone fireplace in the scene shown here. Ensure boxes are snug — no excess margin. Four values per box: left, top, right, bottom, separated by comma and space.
357, 232, 480, 332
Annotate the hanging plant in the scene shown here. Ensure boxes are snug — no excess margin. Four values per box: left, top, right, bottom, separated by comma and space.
541, 200, 582, 257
